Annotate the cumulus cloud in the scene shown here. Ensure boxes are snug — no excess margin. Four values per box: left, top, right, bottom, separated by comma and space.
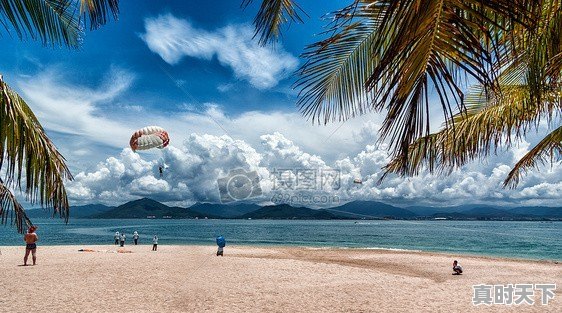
140, 13, 299, 89
16, 67, 562, 208
15, 66, 382, 173
66, 127, 562, 208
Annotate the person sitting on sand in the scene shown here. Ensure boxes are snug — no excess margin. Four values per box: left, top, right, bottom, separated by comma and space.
120, 232, 126, 247
114, 231, 120, 245
152, 235, 158, 251
216, 235, 226, 256
452, 260, 463, 275
133, 231, 139, 245
23, 226, 39, 266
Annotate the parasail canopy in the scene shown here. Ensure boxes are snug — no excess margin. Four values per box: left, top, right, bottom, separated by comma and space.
130, 126, 170, 151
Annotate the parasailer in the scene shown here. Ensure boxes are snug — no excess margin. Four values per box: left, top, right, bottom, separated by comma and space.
129, 126, 169, 151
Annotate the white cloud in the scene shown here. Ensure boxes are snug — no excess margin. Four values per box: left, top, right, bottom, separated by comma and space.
140, 13, 299, 89
15, 67, 562, 208
17, 66, 135, 148
15, 66, 381, 172
65, 127, 562, 208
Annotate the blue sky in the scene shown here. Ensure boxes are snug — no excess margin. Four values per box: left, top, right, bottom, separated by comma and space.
3, 1, 562, 207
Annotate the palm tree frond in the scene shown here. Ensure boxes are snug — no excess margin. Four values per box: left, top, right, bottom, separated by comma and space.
381, 83, 561, 181
298, 0, 534, 160
295, 8, 382, 124
504, 126, 562, 188
79, 0, 119, 30
0, 75, 72, 223
0, 180, 32, 234
242, 0, 306, 45
0, 0, 81, 47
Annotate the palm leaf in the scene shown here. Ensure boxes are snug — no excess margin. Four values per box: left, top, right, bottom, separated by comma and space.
242, 0, 305, 45
366, 0, 534, 157
297, 0, 535, 160
0, 0, 120, 47
381, 1, 562, 185
0, 179, 32, 233
295, 3, 382, 124
0, 0, 80, 47
380, 84, 561, 181
504, 125, 562, 188
0, 75, 72, 227
78, 0, 119, 30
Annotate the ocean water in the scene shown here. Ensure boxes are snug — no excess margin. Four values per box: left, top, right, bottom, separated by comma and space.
0, 219, 560, 261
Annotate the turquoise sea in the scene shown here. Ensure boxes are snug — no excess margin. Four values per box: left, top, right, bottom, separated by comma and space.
0, 219, 560, 261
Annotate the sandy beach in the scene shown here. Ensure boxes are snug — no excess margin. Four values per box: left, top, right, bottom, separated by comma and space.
0, 245, 560, 312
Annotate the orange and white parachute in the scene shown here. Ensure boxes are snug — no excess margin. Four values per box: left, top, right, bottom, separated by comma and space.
129, 126, 170, 151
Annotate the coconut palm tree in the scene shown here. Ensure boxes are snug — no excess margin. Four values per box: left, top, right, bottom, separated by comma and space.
248, 0, 561, 188
380, 1, 562, 188
0, 0, 119, 233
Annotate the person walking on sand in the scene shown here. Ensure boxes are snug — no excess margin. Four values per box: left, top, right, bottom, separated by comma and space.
120, 232, 126, 247
216, 235, 226, 256
452, 260, 463, 275
114, 231, 120, 245
23, 226, 39, 266
133, 231, 139, 245
152, 235, 158, 251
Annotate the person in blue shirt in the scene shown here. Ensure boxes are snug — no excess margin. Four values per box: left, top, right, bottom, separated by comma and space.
216, 235, 226, 256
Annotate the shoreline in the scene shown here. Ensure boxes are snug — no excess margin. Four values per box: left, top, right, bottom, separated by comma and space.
2, 243, 560, 263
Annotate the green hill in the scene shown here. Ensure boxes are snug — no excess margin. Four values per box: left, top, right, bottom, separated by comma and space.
189, 202, 260, 218
94, 198, 215, 219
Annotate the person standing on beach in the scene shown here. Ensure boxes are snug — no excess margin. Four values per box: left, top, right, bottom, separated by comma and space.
133, 231, 139, 245
23, 226, 39, 266
120, 232, 126, 247
114, 231, 120, 245
216, 235, 226, 256
152, 235, 158, 251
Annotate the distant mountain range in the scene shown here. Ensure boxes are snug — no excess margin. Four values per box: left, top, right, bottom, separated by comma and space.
24, 198, 562, 220
240, 204, 341, 220
95, 198, 217, 219
25, 204, 114, 219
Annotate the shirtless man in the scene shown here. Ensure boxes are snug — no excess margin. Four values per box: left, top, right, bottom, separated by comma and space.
24, 226, 39, 266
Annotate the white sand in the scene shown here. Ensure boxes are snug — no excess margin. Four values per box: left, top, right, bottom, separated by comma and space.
0, 245, 560, 312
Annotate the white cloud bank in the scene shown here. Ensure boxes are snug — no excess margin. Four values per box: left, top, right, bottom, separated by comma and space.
66, 129, 562, 208
141, 13, 299, 89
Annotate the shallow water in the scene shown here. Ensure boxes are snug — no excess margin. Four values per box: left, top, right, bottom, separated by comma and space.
1, 219, 560, 261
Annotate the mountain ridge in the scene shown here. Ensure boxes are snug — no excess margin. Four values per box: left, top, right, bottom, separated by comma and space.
30, 199, 562, 220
